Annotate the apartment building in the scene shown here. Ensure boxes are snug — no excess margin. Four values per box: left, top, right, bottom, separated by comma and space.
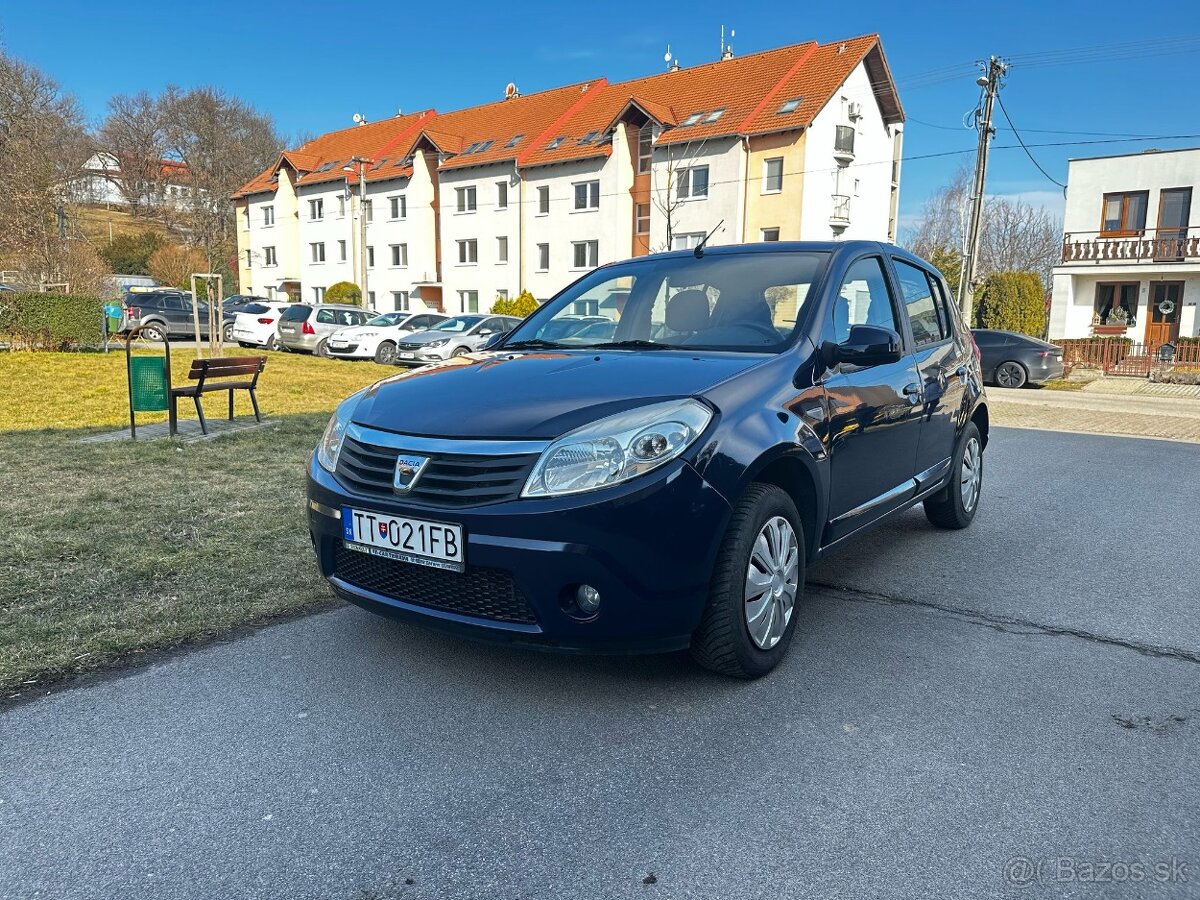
1049, 147, 1200, 343
234, 34, 904, 314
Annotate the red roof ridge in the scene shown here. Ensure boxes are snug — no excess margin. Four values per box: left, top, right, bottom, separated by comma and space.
516, 78, 609, 167
736, 41, 820, 132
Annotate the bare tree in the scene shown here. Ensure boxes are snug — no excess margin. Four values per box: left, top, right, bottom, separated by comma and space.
160, 86, 284, 288
649, 137, 711, 252
903, 165, 1062, 287
98, 91, 169, 212
0, 48, 103, 291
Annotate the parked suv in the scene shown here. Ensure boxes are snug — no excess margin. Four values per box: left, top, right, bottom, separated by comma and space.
123, 290, 235, 342
392, 314, 521, 365
277, 303, 370, 356
307, 242, 988, 677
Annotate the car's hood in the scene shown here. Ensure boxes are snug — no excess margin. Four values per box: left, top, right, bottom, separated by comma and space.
399, 329, 472, 346
332, 324, 386, 338
351, 349, 767, 439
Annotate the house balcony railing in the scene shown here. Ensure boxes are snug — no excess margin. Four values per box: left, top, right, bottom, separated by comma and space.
1060, 227, 1200, 264
830, 194, 851, 228
833, 125, 856, 163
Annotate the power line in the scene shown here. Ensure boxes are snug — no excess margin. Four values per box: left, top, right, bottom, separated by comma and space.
994, 94, 1066, 190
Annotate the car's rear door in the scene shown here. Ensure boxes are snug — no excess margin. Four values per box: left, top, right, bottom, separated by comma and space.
888, 257, 969, 481
821, 254, 925, 544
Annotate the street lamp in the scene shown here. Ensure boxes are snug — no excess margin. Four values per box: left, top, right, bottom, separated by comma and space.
343, 156, 374, 307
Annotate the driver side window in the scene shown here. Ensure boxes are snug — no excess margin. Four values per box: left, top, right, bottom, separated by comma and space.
826, 256, 898, 344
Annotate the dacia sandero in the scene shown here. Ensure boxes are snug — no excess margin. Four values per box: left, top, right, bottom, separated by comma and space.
306, 241, 988, 677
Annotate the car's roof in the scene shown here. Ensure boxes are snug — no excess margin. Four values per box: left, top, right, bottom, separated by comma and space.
628, 239, 908, 266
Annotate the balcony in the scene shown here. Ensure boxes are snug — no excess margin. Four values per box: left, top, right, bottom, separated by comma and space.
829, 194, 851, 230
833, 125, 855, 164
1060, 227, 1200, 265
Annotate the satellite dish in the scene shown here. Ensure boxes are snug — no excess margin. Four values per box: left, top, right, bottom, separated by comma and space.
664, 49, 672, 63
352, 112, 363, 124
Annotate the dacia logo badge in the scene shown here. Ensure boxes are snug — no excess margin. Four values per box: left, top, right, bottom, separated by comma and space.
393, 453, 429, 493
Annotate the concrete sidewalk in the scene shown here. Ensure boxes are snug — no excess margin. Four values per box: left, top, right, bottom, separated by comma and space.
988, 386, 1200, 442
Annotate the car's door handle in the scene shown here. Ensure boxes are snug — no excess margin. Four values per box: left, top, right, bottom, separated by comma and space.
955, 365, 968, 379
903, 382, 923, 403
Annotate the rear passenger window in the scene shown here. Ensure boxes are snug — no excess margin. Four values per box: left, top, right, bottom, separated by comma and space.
894, 259, 947, 346
316, 309, 337, 324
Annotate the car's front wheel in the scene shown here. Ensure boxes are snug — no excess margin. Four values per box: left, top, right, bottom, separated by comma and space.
452, 345, 471, 358
374, 341, 398, 365
924, 421, 983, 529
222, 323, 234, 343
691, 484, 805, 679
266, 335, 279, 351
995, 361, 1027, 389
316, 339, 332, 358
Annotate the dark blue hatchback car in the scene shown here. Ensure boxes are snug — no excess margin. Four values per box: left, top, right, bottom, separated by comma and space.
307, 241, 989, 677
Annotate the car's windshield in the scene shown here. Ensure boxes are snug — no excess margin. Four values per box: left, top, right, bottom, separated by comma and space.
431, 316, 484, 333
367, 313, 403, 327
501, 251, 829, 353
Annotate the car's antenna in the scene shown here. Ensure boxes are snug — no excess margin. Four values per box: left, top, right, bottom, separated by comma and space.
693, 219, 725, 258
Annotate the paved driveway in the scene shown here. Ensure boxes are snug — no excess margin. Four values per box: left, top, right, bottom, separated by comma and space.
2, 427, 1197, 900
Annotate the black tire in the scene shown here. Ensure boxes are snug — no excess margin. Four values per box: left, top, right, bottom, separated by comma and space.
140, 322, 166, 342
265, 335, 279, 351
374, 341, 398, 365
995, 360, 1027, 389
924, 421, 983, 530
690, 484, 805, 679
238, 341, 252, 348
316, 339, 332, 358
222, 323, 234, 342
452, 345, 472, 358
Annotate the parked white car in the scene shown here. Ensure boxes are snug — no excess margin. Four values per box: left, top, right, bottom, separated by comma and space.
326, 311, 447, 364
231, 302, 294, 350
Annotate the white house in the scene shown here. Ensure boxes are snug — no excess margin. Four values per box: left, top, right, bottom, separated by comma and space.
1049, 147, 1200, 345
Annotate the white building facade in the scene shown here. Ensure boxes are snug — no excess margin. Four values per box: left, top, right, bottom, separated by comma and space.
1049, 147, 1200, 345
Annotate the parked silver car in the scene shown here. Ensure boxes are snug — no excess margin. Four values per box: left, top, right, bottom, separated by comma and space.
393, 314, 521, 365
277, 303, 370, 356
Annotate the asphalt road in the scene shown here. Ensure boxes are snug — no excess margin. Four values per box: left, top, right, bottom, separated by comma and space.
2, 427, 1198, 900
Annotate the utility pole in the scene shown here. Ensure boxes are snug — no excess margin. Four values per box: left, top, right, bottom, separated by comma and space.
959, 56, 1007, 325
345, 156, 373, 307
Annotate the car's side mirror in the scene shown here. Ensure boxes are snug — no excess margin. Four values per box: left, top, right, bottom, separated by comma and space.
821, 324, 903, 369
483, 330, 509, 350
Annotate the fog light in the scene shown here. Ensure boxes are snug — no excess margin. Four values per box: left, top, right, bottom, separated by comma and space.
576, 584, 602, 615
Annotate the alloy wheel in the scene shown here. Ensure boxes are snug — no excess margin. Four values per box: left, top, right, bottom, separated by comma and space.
960, 436, 982, 512
744, 516, 799, 650
996, 362, 1025, 388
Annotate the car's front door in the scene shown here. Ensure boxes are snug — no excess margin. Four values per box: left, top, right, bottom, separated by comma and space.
890, 257, 969, 480
821, 255, 924, 544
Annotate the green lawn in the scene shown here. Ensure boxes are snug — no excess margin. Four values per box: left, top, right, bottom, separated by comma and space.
0, 349, 395, 696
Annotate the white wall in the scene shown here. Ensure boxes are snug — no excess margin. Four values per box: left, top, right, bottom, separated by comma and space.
1062, 148, 1200, 236
439, 161, 521, 313
648, 136, 742, 254
362, 160, 438, 313
1050, 270, 1200, 340
800, 61, 898, 242
296, 180, 357, 304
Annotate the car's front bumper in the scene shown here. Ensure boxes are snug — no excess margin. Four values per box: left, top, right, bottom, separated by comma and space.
327, 341, 370, 358
394, 345, 453, 365
306, 453, 732, 652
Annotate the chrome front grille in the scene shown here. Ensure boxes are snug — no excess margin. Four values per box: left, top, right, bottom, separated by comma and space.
334, 431, 541, 507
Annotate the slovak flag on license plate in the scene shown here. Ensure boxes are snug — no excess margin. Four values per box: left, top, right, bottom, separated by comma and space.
378, 522, 389, 537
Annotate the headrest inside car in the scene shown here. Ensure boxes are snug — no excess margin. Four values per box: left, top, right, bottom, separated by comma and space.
666, 289, 711, 332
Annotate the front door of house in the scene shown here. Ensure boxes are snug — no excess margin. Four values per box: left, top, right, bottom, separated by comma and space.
1145, 282, 1183, 345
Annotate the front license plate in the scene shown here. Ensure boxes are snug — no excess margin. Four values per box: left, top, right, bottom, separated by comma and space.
342, 507, 464, 571
399, 351, 415, 359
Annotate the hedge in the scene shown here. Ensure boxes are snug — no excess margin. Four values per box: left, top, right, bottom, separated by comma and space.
0, 292, 106, 351
975, 271, 1047, 337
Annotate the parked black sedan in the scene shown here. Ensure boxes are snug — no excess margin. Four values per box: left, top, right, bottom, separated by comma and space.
972, 329, 1064, 388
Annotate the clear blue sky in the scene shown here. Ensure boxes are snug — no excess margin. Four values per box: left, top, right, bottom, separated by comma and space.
3, 0, 1197, 232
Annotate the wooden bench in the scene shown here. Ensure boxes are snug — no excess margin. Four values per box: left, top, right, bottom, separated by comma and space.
169, 356, 266, 435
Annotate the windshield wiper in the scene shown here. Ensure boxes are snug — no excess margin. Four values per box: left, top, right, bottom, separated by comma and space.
591, 340, 673, 350
499, 338, 565, 350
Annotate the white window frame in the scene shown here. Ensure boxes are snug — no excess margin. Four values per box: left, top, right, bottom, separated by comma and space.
389, 195, 406, 220
262, 205, 275, 227
573, 180, 600, 211
264, 246, 277, 267
244, 249, 252, 268
536, 243, 550, 272
459, 289, 479, 313
338, 239, 347, 262
390, 243, 408, 267
676, 166, 709, 201
337, 194, 346, 218
391, 290, 410, 311
760, 227, 781, 242
571, 240, 599, 270
671, 232, 705, 251
638, 124, 654, 174
496, 289, 509, 301
496, 181, 508, 210
635, 203, 650, 235
308, 198, 323, 221
363, 199, 373, 223
762, 157, 784, 194
457, 239, 478, 265
312, 286, 326, 302
537, 185, 550, 216
367, 246, 375, 268
310, 241, 325, 263
496, 236, 508, 264
455, 186, 477, 214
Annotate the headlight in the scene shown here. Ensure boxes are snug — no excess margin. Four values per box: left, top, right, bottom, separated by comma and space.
522, 399, 712, 498
427, 338, 449, 347
316, 391, 365, 472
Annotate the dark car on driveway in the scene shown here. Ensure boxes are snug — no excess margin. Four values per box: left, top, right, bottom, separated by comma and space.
972, 329, 1064, 388
307, 241, 989, 677
123, 290, 236, 342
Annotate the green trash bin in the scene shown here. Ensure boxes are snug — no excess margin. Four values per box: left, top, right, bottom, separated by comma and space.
129, 356, 168, 412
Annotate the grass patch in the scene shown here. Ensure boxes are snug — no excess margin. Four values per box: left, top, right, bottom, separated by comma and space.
1040, 379, 1088, 391
0, 414, 339, 695
0, 348, 391, 431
